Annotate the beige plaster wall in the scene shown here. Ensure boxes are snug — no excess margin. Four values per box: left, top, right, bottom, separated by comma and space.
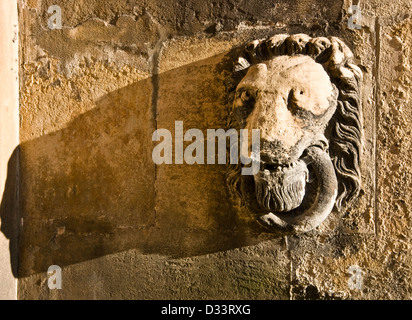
5, 0, 411, 299
0, 0, 19, 300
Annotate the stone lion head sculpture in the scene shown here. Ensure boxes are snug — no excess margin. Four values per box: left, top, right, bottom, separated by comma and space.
227, 34, 363, 234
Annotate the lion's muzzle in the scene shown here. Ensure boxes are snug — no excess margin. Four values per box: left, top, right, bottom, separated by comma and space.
254, 160, 308, 212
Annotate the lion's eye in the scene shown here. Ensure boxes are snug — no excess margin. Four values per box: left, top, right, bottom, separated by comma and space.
241, 90, 251, 101
236, 89, 255, 103
287, 89, 314, 119
287, 90, 297, 110
287, 90, 304, 113
234, 89, 256, 123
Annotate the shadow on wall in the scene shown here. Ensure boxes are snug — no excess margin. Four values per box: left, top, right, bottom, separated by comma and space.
0, 51, 275, 279
0, 147, 19, 278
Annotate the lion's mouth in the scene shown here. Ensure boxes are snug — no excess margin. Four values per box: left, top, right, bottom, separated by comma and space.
254, 158, 309, 213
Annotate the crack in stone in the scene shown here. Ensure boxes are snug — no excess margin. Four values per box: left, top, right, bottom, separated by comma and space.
148, 13, 168, 226
373, 16, 381, 238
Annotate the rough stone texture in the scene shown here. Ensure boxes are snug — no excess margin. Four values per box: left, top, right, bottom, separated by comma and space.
2, 0, 410, 299
374, 18, 412, 299
287, 3, 412, 300
17, 63, 156, 275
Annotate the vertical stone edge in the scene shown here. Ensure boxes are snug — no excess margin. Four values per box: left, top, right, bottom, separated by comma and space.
373, 17, 381, 238
0, 0, 19, 300
149, 18, 168, 227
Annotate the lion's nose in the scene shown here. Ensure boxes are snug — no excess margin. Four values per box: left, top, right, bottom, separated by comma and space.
260, 139, 289, 164
261, 140, 282, 159
247, 107, 304, 152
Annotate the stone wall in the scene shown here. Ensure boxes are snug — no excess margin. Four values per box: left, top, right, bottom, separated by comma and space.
1, 0, 410, 299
